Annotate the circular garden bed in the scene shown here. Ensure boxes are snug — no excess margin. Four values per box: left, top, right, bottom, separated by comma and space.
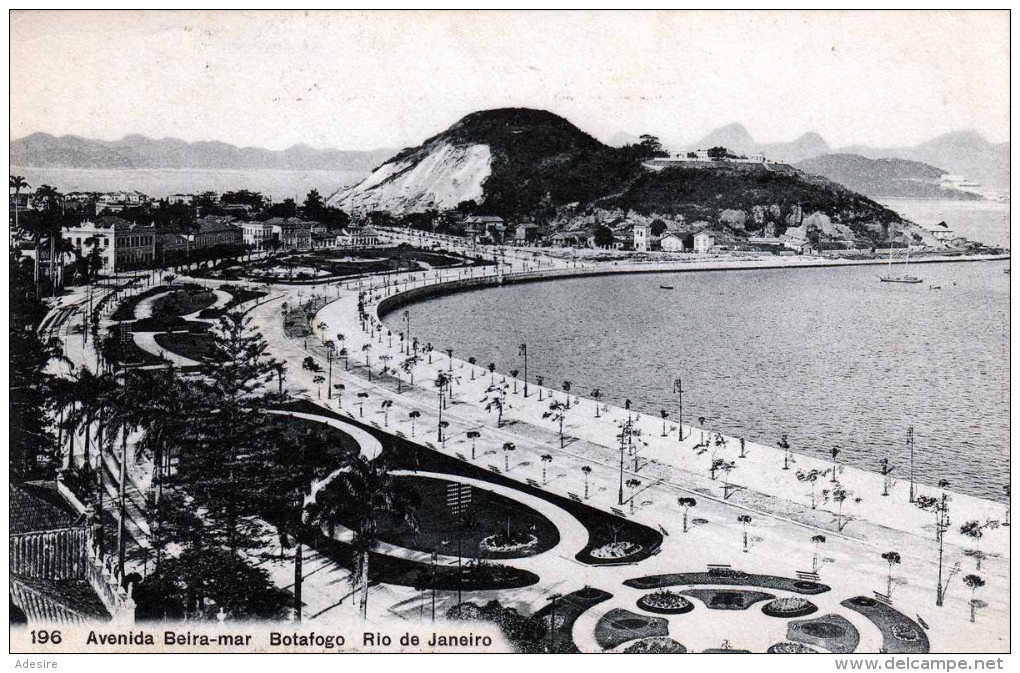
768, 642, 819, 653
637, 590, 695, 615
762, 597, 819, 619
623, 637, 687, 654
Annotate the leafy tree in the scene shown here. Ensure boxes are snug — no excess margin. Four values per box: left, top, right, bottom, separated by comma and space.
677, 497, 697, 533
593, 225, 614, 248
881, 551, 901, 597
811, 534, 827, 573
309, 453, 420, 619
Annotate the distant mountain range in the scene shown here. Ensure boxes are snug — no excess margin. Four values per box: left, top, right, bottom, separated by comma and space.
9, 133, 395, 173
682, 123, 1009, 190
794, 154, 982, 200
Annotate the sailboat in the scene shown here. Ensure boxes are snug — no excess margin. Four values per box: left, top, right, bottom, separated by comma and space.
880, 244, 922, 284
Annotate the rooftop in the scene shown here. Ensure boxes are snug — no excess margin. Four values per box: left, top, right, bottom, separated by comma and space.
10, 482, 79, 534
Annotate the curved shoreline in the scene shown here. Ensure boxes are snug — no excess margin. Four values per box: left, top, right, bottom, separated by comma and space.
376, 252, 1010, 321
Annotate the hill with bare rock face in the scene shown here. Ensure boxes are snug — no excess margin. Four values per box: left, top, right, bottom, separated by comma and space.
329, 108, 905, 244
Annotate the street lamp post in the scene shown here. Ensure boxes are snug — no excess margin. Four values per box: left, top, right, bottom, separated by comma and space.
326, 343, 334, 399
673, 377, 683, 441
908, 425, 916, 503
404, 310, 411, 353
519, 343, 529, 397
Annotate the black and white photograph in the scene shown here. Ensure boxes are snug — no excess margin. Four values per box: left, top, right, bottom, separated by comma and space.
7, 9, 1011, 660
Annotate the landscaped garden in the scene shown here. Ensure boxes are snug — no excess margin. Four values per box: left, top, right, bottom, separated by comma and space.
196, 285, 267, 319
841, 596, 930, 653
622, 637, 688, 653
636, 589, 695, 615
762, 596, 819, 618
786, 614, 860, 653
624, 570, 831, 594
680, 588, 775, 611
153, 332, 224, 363
594, 609, 669, 650
279, 399, 664, 567
150, 286, 217, 317
322, 474, 561, 560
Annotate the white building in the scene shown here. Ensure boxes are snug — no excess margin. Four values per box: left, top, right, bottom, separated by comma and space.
693, 231, 716, 253
922, 222, 955, 243
166, 194, 195, 206
632, 224, 649, 252
659, 233, 685, 252
63, 216, 156, 272
336, 226, 383, 248
241, 221, 276, 250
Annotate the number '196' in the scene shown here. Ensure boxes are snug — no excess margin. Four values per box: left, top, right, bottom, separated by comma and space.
31, 630, 62, 644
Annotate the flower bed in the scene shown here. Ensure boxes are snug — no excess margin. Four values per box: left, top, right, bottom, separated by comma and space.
768, 642, 818, 654
590, 541, 642, 560
479, 531, 539, 554
762, 597, 818, 618
623, 637, 687, 654
637, 590, 695, 615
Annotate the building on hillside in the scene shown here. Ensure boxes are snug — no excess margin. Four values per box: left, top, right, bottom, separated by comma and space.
62, 216, 156, 272
462, 215, 505, 243
659, 232, 685, 252
514, 223, 541, 246
336, 225, 383, 248
549, 231, 585, 248
921, 221, 955, 243
10, 479, 135, 624
632, 224, 649, 252
95, 191, 150, 215
693, 231, 716, 253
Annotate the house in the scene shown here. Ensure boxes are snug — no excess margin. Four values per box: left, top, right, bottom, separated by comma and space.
922, 221, 955, 243
549, 231, 584, 247
95, 191, 150, 214
192, 216, 243, 249
632, 224, 649, 252
462, 215, 505, 242
63, 216, 157, 272
166, 194, 194, 206
10, 479, 135, 623
240, 221, 277, 250
336, 225, 383, 248
660, 232, 685, 252
693, 231, 716, 253
263, 217, 313, 250
514, 223, 541, 246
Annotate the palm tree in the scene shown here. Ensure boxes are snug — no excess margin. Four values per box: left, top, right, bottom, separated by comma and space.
380, 400, 393, 427
881, 551, 901, 597
796, 469, 823, 509
466, 430, 480, 460
401, 355, 419, 385
626, 478, 641, 512
361, 343, 372, 379
535, 375, 545, 401
487, 362, 496, 385
562, 380, 572, 408
502, 442, 515, 472
698, 416, 706, 446
408, 410, 421, 437
467, 357, 477, 380
10, 175, 28, 235
590, 388, 603, 417
660, 410, 669, 436
313, 375, 325, 398
540, 454, 552, 484
356, 391, 369, 417
963, 574, 985, 623
581, 465, 592, 499
831, 483, 857, 532
509, 369, 519, 394
830, 446, 841, 482
960, 520, 998, 570
778, 434, 792, 470
309, 454, 419, 619
333, 383, 345, 407
811, 534, 827, 573
677, 497, 697, 533
445, 348, 454, 371
737, 514, 753, 552
543, 401, 567, 448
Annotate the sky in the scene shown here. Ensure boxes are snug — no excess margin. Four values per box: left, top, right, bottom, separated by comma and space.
9, 10, 1011, 152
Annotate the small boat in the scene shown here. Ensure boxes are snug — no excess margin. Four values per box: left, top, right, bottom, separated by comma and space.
929, 285, 941, 290
659, 284, 675, 290
879, 243, 922, 284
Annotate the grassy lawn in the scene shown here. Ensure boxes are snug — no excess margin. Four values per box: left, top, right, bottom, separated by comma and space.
326, 474, 560, 559
153, 332, 224, 362
151, 287, 217, 318
110, 283, 202, 321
